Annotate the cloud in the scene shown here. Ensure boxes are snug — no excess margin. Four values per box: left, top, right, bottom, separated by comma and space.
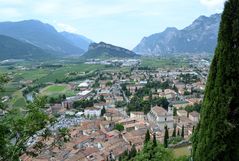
56, 23, 78, 33
200, 0, 226, 9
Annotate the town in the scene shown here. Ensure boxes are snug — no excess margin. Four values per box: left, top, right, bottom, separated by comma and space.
4, 56, 209, 161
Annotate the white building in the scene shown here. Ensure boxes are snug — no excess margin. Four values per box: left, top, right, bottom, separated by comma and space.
84, 107, 101, 117
130, 112, 145, 120
147, 106, 174, 130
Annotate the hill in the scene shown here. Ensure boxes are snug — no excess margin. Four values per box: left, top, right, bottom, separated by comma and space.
82, 42, 139, 59
134, 13, 221, 55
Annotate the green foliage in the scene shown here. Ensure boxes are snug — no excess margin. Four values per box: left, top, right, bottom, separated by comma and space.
153, 133, 157, 147
0, 96, 49, 160
101, 106, 106, 116
114, 123, 124, 132
164, 126, 169, 148
133, 142, 174, 161
73, 99, 95, 109
127, 96, 169, 114
172, 124, 176, 137
115, 101, 127, 108
106, 81, 113, 86
181, 125, 184, 138
168, 136, 183, 145
173, 107, 177, 116
185, 103, 201, 113
193, 1, 239, 160
121, 83, 131, 97
129, 144, 137, 159
58, 127, 70, 142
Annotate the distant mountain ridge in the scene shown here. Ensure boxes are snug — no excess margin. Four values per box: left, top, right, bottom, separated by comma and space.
134, 13, 221, 55
0, 35, 50, 60
60, 31, 93, 51
82, 42, 139, 59
0, 20, 92, 56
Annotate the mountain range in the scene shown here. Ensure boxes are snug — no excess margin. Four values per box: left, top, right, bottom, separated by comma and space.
82, 42, 138, 59
0, 20, 93, 59
0, 34, 50, 60
134, 13, 221, 55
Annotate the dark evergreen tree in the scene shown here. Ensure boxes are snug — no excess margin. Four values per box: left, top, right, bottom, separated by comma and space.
172, 124, 176, 137
164, 126, 169, 148
193, 0, 239, 160
129, 144, 137, 159
153, 133, 157, 147
100, 106, 106, 116
144, 129, 150, 143
181, 125, 184, 138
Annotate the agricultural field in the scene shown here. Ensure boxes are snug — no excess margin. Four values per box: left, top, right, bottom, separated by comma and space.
140, 57, 189, 69
40, 84, 76, 97
36, 64, 105, 83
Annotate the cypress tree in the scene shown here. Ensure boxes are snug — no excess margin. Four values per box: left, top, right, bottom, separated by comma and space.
100, 106, 106, 116
153, 132, 157, 147
193, 0, 239, 160
172, 124, 176, 137
144, 129, 150, 143
164, 125, 169, 148
129, 144, 137, 159
181, 125, 184, 138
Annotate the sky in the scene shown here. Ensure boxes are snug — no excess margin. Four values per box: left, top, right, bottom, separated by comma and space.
0, 0, 226, 49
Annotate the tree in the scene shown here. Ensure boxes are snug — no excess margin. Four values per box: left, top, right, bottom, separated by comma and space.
100, 106, 106, 116
0, 96, 49, 160
100, 95, 106, 102
144, 129, 150, 143
153, 133, 157, 147
164, 126, 169, 148
173, 107, 177, 116
172, 124, 176, 137
114, 123, 124, 132
193, 1, 239, 160
181, 125, 184, 138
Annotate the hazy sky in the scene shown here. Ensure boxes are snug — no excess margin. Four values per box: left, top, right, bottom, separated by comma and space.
0, 0, 226, 49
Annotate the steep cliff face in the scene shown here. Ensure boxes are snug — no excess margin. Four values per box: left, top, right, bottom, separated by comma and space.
82, 42, 139, 59
134, 13, 221, 55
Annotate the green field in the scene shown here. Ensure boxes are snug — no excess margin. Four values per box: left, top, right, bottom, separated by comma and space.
37, 64, 105, 83
40, 84, 76, 97
172, 145, 191, 157
140, 57, 189, 69
15, 69, 49, 81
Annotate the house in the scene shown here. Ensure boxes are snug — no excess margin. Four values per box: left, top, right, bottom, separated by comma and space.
189, 111, 200, 123
78, 82, 90, 88
130, 112, 145, 120
84, 107, 101, 117
147, 106, 174, 130
176, 110, 188, 117
104, 108, 124, 121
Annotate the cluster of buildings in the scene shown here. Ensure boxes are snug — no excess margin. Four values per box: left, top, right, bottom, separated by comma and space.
19, 57, 208, 161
